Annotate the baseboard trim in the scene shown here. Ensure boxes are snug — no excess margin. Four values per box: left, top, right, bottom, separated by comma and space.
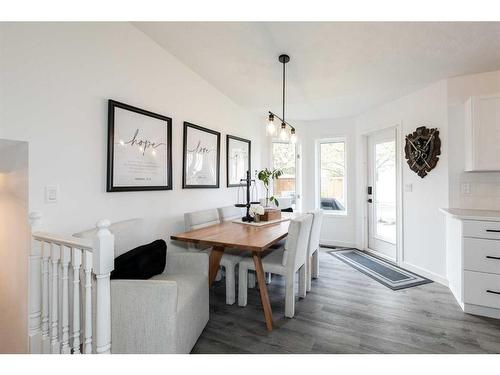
320, 239, 357, 249
400, 261, 448, 286
464, 303, 500, 319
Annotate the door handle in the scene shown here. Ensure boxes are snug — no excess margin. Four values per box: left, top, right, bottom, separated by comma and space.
367, 199, 373, 203
486, 256, 500, 260
486, 290, 500, 295
486, 229, 500, 233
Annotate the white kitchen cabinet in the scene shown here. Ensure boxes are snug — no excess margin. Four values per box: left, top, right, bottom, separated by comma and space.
464, 95, 500, 172
442, 208, 500, 319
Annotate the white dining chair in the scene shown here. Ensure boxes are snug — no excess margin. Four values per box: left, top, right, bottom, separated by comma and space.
306, 209, 324, 292
184, 208, 243, 305
217, 206, 243, 222
237, 214, 313, 318
216, 206, 258, 289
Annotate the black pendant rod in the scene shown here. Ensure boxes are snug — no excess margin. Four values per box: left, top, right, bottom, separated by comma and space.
271, 54, 295, 132
282, 58, 286, 123
268, 111, 295, 131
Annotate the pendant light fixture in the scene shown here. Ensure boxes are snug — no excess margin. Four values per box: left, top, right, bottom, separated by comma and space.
266, 54, 297, 143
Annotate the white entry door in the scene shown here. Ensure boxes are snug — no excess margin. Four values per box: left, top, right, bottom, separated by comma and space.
367, 128, 397, 261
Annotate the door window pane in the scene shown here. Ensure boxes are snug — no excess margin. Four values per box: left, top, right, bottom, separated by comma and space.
272, 142, 296, 208
374, 140, 396, 243
319, 141, 346, 213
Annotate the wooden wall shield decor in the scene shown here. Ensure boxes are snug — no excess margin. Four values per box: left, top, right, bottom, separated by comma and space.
404, 126, 441, 178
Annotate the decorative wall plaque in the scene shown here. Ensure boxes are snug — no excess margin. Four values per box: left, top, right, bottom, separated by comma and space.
404, 126, 441, 178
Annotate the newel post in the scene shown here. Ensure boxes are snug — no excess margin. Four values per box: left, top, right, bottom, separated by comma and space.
28, 211, 43, 354
92, 219, 114, 354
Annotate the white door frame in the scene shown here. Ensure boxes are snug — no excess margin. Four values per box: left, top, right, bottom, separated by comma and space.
360, 123, 404, 266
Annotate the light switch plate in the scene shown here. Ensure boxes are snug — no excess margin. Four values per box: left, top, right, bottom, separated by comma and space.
45, 185, 59, 203
404, 183, 413, 192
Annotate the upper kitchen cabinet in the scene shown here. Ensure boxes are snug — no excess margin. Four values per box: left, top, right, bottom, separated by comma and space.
465, 95, 500, 172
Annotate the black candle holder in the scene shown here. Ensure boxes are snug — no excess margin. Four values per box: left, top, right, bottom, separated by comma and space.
235, 170, 260, 222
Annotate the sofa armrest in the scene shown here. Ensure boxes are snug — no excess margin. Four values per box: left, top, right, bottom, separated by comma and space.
166, 251, 209, 276
110, 279, 179, 353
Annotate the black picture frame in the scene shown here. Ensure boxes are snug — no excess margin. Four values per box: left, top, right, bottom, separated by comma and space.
107, 99, 173, 192
226, 135, 251, 187
182, 122, 221, 189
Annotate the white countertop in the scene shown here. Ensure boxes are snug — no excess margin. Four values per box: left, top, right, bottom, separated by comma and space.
440, 208, 500, 222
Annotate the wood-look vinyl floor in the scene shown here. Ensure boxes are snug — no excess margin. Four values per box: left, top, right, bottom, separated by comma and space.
192, 249, 500, 354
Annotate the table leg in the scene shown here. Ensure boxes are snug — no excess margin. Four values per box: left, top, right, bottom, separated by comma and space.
208, 246, 225, 287
252, 251, 273, 331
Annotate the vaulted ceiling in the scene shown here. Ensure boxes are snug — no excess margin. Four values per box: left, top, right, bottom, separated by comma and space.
134, 22, 500, 120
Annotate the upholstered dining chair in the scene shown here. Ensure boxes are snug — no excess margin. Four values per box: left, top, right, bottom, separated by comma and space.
217, 206, 258, 288
306, 209, 324, 292
184, 208, 242, 305
237, 214, 313, 318
217, 205, 243, 222
217, 205, 274, 288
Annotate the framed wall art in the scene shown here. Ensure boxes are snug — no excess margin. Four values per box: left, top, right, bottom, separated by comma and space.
182, 122, 221, 188
226, 135, 251, 187
106, 100, 172, 192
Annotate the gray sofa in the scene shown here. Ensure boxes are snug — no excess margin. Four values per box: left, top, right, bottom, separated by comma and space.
73, 218, 209, 354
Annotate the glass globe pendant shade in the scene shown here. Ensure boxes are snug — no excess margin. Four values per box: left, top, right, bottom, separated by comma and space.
266, 114, 276, 136
290, 129, 297, 144
279, 123, 289, 141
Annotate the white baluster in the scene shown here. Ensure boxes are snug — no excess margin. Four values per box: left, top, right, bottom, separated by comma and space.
28, 212, 43, 353
50, 243, 61, 353
60, 246, 71, 354
71, 248, 82, 354
41, 240, 50, 354
83, 250, 93, 354
92, 219, 114, 354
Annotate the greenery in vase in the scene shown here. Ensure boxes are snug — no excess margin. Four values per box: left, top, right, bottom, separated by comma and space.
256, 168, 283, 207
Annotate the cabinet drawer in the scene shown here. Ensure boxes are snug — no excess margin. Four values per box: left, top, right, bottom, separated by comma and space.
463, 220, 500, 240
464, 238, 500, 274
464, 271, 500, 309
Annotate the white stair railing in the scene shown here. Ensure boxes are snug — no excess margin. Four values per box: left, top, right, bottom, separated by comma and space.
28, 212, 114, 354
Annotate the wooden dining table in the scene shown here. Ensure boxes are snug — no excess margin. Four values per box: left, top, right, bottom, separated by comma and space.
171, 217, 293, 331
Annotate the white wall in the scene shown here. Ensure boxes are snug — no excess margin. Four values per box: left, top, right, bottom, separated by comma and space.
0, 23, 264, 244
0, 139, 29, 353
447, 70, 500, 211
355, 80, 449, 283
294, 118, 357, 247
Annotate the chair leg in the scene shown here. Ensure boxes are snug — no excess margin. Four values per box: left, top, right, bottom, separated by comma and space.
225, 265, 236, 305
265, 272, 272, 284
215, 267, 222, 281
238, 265, 248, 307
312, 249, 319, 279
285, 272, 296, 318
298, 265, 306, 299
306, 255, 312, 292
248, 271, 256, 288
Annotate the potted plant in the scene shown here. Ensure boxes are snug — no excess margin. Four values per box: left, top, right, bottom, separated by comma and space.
256, 168, 283, 208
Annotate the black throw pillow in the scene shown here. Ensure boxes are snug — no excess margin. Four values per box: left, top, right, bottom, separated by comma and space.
110, 239, 167, 280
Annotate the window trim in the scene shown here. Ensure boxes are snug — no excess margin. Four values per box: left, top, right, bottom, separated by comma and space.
315, 137, 348, 216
